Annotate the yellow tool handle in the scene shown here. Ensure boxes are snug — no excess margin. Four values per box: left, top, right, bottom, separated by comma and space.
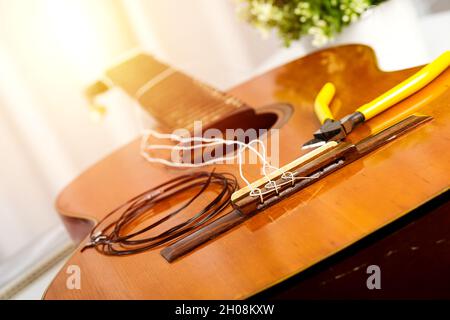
357, 51, 450, 120
314, 82, 336, 124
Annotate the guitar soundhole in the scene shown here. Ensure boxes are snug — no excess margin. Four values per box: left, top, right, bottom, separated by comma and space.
208, 102, 292, 133
183, 103, 293, 163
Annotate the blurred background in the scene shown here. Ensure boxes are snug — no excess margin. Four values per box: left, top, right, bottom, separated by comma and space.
0, 0, 449, 299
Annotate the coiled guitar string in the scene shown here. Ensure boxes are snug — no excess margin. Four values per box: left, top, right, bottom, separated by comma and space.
83, 171, 237, 255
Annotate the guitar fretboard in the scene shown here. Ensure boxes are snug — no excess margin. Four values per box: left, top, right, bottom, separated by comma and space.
103, 53, 244, 131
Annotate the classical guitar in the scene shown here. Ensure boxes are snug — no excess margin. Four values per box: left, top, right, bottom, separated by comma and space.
44, 45, 450, 299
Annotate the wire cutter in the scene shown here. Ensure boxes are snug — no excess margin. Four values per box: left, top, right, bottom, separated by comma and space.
302, 51, 450, 149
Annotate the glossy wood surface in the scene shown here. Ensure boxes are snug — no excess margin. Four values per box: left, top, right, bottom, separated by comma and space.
44, 45, 450, 299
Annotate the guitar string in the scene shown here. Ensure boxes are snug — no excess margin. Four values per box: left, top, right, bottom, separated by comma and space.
83, 171, 239, 255
139, 130, 315, 202
131, 66, 315, 202
100, 65, 314, 203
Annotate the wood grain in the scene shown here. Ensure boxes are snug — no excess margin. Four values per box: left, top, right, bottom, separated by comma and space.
45, 45, 450, 299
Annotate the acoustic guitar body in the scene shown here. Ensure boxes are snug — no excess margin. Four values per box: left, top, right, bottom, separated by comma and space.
44, 45, 450, 299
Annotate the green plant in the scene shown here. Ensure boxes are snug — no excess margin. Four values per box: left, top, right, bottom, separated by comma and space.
238, 0, 387, 47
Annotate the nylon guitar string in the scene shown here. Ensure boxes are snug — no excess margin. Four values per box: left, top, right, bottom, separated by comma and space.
103, 65, 314, 202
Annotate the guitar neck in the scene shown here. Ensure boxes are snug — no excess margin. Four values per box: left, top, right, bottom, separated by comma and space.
88, 53, 245, 131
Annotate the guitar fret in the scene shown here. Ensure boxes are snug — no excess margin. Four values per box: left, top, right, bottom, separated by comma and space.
183, 100, 238, 129
137, 68, 242, 130
184, 101, 225, 125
